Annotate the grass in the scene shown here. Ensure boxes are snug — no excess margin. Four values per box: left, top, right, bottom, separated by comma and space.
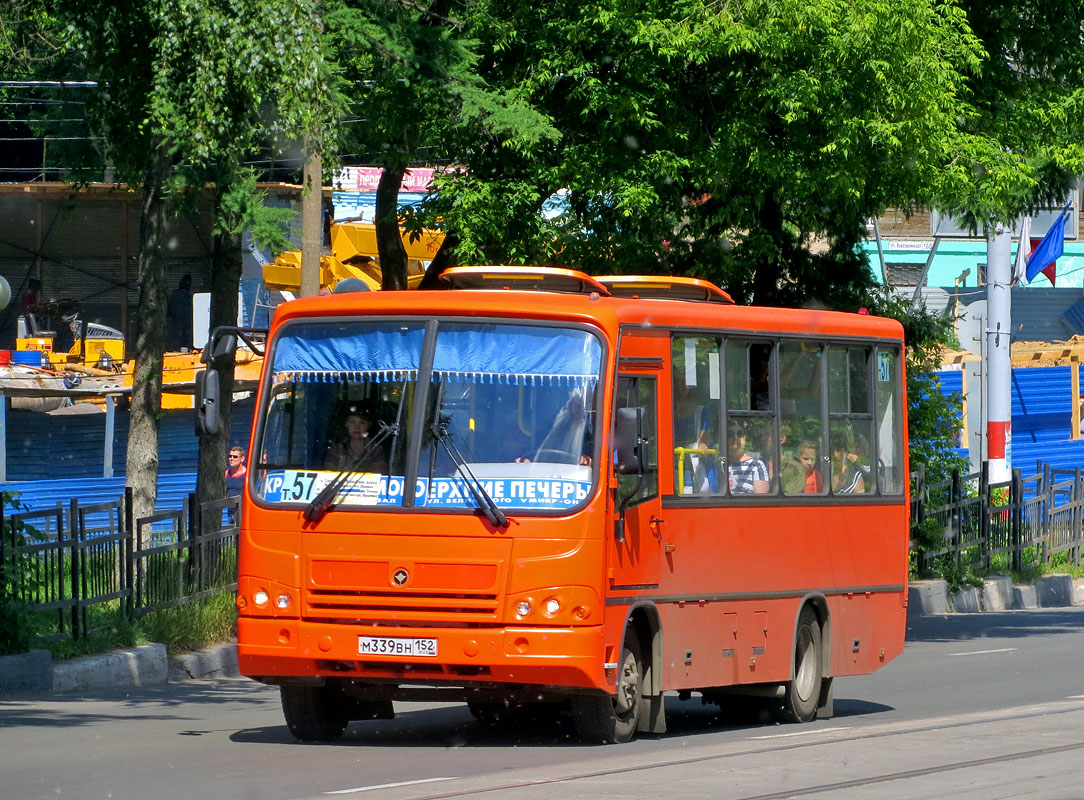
920, 544, 1084, 591
135, 593, 238, 655
5, 592, 237, 659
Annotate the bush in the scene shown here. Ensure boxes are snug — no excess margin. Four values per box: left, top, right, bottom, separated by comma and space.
0, 597, 33, 656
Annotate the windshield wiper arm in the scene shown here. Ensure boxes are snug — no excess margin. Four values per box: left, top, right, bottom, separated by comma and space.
303, 421, 398, 524
430, 417, 508, 527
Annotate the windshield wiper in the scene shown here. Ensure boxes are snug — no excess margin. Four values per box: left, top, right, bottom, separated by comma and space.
304, 421, 398, 524
430, 415, 508, 528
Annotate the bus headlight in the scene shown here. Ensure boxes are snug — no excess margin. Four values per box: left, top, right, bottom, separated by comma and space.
275, 594, 292, 610
254, 589, 270, 607
516, 601, 532, 617
544, 598, 561, 616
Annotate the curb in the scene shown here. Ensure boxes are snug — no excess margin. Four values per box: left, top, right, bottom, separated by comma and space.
0, 641, 238, 697
6, 578, 1084, 694
908, 576, 1084, 616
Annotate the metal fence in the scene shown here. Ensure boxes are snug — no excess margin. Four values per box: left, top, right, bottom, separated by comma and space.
7, 460, 1082, 642
0, 489, 239, 642
911, 461, 1084, 577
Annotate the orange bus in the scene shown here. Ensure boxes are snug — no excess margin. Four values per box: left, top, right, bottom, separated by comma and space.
199, 267, 909, 743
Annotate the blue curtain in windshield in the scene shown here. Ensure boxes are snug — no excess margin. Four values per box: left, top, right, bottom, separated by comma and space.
433, 324, 601, 386
271, 322, 425, 383
270, 321, 601, 385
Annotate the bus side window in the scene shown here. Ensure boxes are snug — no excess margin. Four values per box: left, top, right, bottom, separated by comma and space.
779, 341, 826, 495
725, 339, 776, 495
673, 335, 722, 496
828, 345, 873, 494
875, 347, 904, 494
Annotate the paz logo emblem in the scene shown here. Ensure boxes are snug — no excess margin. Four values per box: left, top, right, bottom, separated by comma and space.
392, 568, 409, 586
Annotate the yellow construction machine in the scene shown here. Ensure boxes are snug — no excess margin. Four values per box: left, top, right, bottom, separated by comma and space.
263, 220, 445, 293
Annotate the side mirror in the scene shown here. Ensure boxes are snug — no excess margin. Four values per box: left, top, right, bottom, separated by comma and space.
206, 332, 237, 368
614, 407, 643, 475
195, 368, 220, 436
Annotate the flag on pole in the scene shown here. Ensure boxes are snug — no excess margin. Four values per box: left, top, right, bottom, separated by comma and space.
1012, 214, 1031, 284
1025, 203, 1072, 285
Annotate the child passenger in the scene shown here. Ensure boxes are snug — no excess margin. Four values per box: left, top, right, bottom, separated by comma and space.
796, 440, 823, 494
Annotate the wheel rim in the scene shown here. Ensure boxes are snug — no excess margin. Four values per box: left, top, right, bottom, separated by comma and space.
793, 624, 817, 703
615, 649, 641, 718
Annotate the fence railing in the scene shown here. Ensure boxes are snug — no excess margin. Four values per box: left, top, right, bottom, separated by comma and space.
911, 462, 1084, 577
0, 489, 239, 643
7, 459, 1083, 643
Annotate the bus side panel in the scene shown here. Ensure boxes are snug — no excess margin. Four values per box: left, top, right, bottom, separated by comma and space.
651, 502, 908, 689
656, 600, 792, 690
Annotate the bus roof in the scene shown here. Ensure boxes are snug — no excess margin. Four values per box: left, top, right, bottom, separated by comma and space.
274, 271, 904, 342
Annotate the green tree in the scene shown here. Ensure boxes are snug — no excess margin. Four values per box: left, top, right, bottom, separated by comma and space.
57, 0, 328, 516
936, 0, 1084, 225
147, 0, 328, 505
403, 0, 982, 309
323, 0, 558, 287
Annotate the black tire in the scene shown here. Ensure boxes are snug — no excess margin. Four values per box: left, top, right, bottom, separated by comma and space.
775, 606, 823, 723
280, 685, 350, 742
571, 627, 643, 744
467, 701, 508, 723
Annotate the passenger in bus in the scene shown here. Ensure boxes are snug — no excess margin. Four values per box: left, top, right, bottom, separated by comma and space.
831, 434, 865, 494
675, 395, 718, 493
796, 440, 824, 493
325, 410, 388, 473
727, 424, 770, 494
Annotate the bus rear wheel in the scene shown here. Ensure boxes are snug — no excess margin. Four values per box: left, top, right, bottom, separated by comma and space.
571, 627, 643, 744
775, 606, 823, 723
280, 685, 350, 742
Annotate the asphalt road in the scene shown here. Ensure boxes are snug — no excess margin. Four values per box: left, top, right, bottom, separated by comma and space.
3, 608, 1084, 800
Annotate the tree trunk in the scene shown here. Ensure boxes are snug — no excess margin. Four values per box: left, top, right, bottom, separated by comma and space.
195, 194, 242, 507
752, 192, 785, 307
125, 141, 172, 526
419, 230, 459, 289
301, 149, 323, 298
376, 165, 408, 290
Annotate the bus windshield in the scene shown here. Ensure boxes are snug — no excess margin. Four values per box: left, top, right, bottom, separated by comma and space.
254, 318, 604, 513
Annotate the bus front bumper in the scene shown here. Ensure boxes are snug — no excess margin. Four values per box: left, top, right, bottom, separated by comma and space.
237, 617, 609, 692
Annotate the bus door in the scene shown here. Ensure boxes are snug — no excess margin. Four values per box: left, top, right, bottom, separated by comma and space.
609, 331, 665, 590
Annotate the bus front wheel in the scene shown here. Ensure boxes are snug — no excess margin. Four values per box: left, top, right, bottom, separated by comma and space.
280, 685, 350, 742
571, 627, 643, 744
775, 606, 823, 723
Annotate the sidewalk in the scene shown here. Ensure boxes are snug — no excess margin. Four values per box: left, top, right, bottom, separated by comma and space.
0, 640, 239, 695
3, 574, 1083, 696
907, 573, 1084, 614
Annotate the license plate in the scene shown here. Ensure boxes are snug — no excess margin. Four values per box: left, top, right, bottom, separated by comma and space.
358, 636, 438, 657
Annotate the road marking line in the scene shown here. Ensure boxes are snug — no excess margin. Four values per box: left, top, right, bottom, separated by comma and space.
325, 777, 457, 794
947, 647, 1017, 657
1065, 694, 1084, 699
750, 726, 851, 740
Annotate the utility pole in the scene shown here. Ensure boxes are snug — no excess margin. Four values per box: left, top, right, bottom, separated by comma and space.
986, 222, 1012, 483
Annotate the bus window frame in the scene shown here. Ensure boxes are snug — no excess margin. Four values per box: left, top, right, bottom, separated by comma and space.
248, 313, 612, 520
665, 328, 907, 507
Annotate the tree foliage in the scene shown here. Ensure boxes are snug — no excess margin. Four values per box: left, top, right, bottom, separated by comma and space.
939, 0, 1084, 225
55, 0, 329, 513
320, 0, 559, 287
400, 0, 986, 308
